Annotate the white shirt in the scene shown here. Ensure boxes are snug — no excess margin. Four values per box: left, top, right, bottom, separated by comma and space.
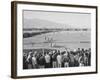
32, 56, 37, 65
45, 54, 50, 63
57, 55, 62, 64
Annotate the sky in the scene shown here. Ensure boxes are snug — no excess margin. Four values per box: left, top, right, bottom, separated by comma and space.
23, 10, 91, 28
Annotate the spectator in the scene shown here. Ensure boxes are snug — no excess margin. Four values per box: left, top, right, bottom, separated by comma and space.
52, 50, 57, 68
69, 52, 75, 67
74, 53, 80, 66
23, 52, 28, 69
38, 54, 45, 68
79, 54, 84, 67
32, 53, 37, 69
26, 52, 33, 69
63, 52, 70, 67
44, 52, 51, 68
57, 51, 62, 68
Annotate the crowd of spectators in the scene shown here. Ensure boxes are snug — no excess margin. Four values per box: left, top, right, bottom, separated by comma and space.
23, 48, 91, 69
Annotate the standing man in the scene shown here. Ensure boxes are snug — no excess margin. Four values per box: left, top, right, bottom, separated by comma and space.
69, 52, 75, 67
52, 50, 57, 68
38, 54, 45, 68
26, 51, 33, 69
44, 52, 51, 68
63, 52, 70, 67
74, 53, 80, 67
57, 51, 62, 68
23, 52, 28, 69
79, 54, 84, 67
32, 53, 37, 69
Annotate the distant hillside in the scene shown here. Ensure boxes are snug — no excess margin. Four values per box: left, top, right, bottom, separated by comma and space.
24, 18, 90, 30
23, 18, 90, 38
24, 18, 70, 29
